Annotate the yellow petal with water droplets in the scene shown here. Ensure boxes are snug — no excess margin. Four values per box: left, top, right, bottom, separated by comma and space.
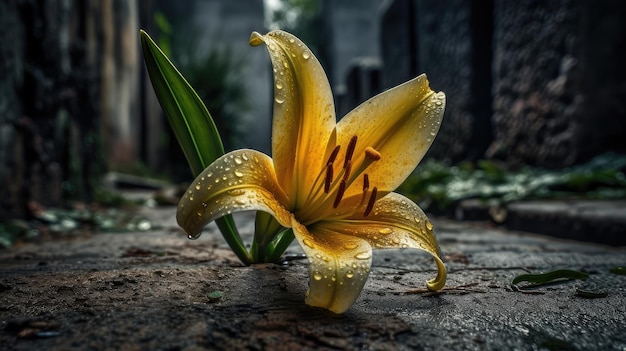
177, 149, 291, 237
334, 74, 445, 199
290, 217, 372, 314
316, 192, 447, 291
249, 30, 336, 210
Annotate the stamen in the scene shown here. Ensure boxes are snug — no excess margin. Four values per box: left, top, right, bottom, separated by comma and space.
364, 187, 378, 217
342, 160, 352, 182
364, 146, 381, 161
333, 180, 347, 208
324, 163, 333, 193
362, 174, 369, 192
327, 145, 341, 165
344, 135, 358, 168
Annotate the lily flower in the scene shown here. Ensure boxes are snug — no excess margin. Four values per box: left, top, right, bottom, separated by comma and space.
177, 30, 447, 313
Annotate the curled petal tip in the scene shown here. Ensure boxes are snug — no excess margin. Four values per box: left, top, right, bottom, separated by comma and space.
249, 31, 264, 46
426, 256, 447, 291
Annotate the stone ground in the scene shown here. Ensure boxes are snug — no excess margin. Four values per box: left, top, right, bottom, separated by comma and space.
1, 201, 625, 350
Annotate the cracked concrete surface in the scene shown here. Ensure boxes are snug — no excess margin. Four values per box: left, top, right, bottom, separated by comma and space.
1, 206, 625, 350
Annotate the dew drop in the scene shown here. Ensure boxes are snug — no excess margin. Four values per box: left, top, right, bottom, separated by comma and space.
303, 239, 315, 248
188, 233, 201, 240
313, 271, 323, 281
414, 217, 421, 223
275, 96, 285, 104
189, 196, 194, 201
378, 228, 393, 235
201, 202, 208, 208
354, 252, 371, 260
344, 243, 358, 250
234, 157, 243, 165
234, 171, 244, 177
242, 153, 249, 161
228, 189, 246, 196
425, 219, 434, 230
302, 50, 311, 60
346, 270, 354, 279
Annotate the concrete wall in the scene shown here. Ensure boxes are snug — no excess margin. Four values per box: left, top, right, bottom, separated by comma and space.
331, 0, 626, 168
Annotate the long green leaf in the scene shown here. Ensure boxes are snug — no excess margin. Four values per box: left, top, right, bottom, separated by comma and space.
140, 30, 251, 264
140, 30, 222, 174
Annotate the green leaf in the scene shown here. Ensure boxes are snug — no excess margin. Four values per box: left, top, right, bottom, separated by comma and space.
140, 30, 223, 176
511, 269, 588, 287
140, 30, 251, 264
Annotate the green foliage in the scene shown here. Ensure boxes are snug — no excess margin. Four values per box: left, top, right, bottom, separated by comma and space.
140, 30, 251, 264
397, 153, 626, 211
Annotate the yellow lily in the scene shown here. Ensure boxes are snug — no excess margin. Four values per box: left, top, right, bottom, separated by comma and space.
177, 30, 447, 314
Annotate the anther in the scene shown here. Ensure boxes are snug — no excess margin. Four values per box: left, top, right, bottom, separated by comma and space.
344, 136, 358, 168
364, 187, 378, 217
342, 160, 352, 182
327, 145, 341, 165
364, 146, 381, 161
363, 174, 369, 192
324, 163, 333, 193
333, 180, 347, 208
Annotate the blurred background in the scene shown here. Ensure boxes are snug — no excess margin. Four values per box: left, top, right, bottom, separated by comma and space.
1, 0, 625, 243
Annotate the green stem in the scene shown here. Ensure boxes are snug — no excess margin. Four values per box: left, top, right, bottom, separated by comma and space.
252, 211, 290, 262
265, 229, 295, 263
216, 216, 251, 265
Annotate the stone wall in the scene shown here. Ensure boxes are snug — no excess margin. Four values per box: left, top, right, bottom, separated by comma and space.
0, 0, 141, 220
489, 0, 581, 167
376, 0, 625, 167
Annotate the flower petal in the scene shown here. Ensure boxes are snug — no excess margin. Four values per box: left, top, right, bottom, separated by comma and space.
335, 74, 445, 198
177, 149, 292, 237
291, 217, 372, 314
317, 192, 447, 291
250, 30, 336, 209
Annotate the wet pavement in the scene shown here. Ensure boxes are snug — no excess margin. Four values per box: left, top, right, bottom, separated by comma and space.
1, 204, 625, 350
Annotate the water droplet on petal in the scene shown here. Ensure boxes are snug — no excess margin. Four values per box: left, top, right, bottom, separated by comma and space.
346, 270, 354, 279
378, 228, 392, 235
275, 96, 284, 104
195, 183, 201, 190
354, 252, 371, 260
234, 171, 244, 177
234, 157, 243, 165
242, 153, 249, 161
188, 233, 201, 240
313, 271, 323, 281
425, 219, 434, 231
344, 243, 358, 250
302, 50, 311, 60
228, 189, 245, 196
303, 239, 315, 248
